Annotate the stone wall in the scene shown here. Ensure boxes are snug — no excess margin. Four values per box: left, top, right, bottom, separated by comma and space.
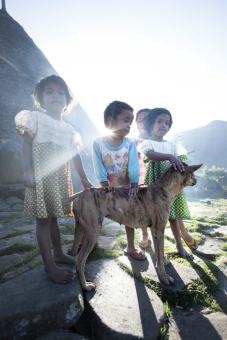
0, 9, 99, 192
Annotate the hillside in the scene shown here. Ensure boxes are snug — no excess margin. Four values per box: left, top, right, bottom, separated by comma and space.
179, 120, 227, 169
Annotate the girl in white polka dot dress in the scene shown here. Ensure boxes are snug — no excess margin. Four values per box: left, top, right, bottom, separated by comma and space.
15, 75, 93, 283
137, 108, 198, 260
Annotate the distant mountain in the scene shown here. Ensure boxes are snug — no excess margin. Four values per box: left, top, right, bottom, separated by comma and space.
179, 120, 227, 169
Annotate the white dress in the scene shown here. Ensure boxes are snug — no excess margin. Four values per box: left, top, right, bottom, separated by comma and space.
15, 110, 82, 218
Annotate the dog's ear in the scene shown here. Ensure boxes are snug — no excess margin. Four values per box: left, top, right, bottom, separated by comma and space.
185, 164, 203, 174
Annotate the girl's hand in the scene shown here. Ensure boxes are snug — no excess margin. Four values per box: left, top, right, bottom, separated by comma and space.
128, 183, 139, 196
23, 169, 36, 189
168, 155, 185, 172
81, 177, 94, 190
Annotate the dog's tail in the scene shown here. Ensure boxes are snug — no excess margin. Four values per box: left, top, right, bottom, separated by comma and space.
62, 192, 82, 207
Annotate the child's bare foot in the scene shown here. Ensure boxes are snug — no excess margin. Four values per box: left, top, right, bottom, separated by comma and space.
45, 265, 76, 284
54, 252, 75, 264
177, 244, 193, 261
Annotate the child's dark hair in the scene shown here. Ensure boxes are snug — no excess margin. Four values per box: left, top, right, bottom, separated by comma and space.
135, 108, 150, 121
146, 108, 173, 130
32, 74, 74, 114
104, 100, 133, 128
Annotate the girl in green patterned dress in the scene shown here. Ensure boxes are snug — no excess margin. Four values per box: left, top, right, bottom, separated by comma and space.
15, 75, 93, 283
137, 108, 198, 260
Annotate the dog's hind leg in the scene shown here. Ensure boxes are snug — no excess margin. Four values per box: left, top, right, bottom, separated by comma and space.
75, 222, 102, 291
70, 220, 84, 257
151, 229, 174, 285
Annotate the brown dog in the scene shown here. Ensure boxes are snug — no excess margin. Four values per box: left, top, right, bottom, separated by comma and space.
66, 164, 202, 291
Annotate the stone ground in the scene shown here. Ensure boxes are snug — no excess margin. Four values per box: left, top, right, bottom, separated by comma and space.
0, 196, 227, 339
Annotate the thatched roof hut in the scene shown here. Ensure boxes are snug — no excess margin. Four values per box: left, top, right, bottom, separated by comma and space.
0, 3, 99, 196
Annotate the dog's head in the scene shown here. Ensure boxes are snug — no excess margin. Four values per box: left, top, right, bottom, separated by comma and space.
181, 164, 203, 187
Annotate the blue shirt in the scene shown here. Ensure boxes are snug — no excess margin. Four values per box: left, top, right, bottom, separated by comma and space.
93, 136, 140, 187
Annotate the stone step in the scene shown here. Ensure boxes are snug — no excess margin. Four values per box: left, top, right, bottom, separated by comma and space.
118, 254, 202, 291
195, 236, 225, 255
0, 254, 23, 274
169, 309, 227, 340
84, 259, 166, 340
35, 330, 89, 340
0, 264, 84, 340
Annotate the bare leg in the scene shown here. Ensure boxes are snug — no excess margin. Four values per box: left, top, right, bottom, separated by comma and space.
138, 227, 149, 247
125, 226, 146, 259
50, 217, 75, 264
125, 226, 135, 252
178, 219, 195, 246
36, 218, 76, 283
169, 219, 193, 260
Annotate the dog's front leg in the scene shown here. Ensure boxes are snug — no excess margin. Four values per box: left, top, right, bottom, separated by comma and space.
151, 229, 174, 285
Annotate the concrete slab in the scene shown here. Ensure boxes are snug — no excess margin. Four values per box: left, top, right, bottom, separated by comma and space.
97, 236, 116, 250
58, 217, 74, 225
103, 221, 121, 228
118, 254, 202, 291
0, 264, 84, 340
103, 228, 121, 237
0, 229, 15, 238
102, 217, 111, 225
1, 264, 35, 283
6, 196, 23, 206
0, 239, 16, 256
13, 224, 36, 231
169, 310, 227, 340
85, 259, 166, 340
204, 226, 227, 235
35, 331, 89, 340
12, 204, 24, 211
0, 211, 18, 220
0, 253, 23, 273
190, 209, 217, 217
0, 203, 11, 212
214, 263, 227, 306
195, 236, 225, 255
62, 235, 74, 241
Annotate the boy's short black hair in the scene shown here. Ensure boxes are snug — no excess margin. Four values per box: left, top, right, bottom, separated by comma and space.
32, 74, 74, 114
104, 100, 133, 128
135, 108, 150, 121
146, 108, 173, 130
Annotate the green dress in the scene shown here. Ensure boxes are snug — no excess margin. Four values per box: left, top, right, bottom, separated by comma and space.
138, 139, 190, 220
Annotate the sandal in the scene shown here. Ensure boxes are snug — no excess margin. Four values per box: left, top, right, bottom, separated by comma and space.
67, 242, 83, 255
181, 235, 198, 250
124, 248, 147, 261
138, 239, 149, 248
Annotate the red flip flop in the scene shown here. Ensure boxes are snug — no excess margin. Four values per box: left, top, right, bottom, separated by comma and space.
67, 242, 83, 255
124, 248, 147, 261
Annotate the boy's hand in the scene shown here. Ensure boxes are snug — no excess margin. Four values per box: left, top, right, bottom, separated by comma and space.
23, 169, 36, 189
128, 183, 139, 196
81, 177, 94, 190
168, 155, 185, 172
100, 181, 115, 193
102, 186, 115, 193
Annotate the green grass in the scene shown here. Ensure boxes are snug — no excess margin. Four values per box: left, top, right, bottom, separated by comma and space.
220, 242, 227, 251
1, 229, 34, 239
188, 198, 227, 212
1, 213, 23, 225
22, 247, 41, 264
4, 242, 37, 255
59, 223, 75, 235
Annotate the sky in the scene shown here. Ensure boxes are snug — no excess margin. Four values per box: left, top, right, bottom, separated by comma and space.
5, 0, 227, 138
